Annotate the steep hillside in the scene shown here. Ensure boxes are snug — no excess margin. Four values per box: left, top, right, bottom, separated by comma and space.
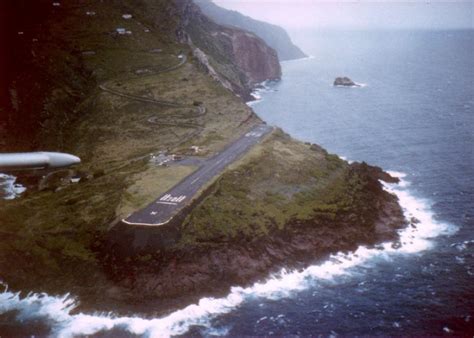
183, 3, 281, 100
0, 0, 265, 297
0, 0, 279, 148
196, 0, 307, 61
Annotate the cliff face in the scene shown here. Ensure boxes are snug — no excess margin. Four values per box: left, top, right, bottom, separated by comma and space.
196, 0, 307, 61
226, 27, 281, 85
177, 0, 281, 100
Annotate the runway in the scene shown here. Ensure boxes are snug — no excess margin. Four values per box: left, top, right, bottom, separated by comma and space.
122, 123, 273, 226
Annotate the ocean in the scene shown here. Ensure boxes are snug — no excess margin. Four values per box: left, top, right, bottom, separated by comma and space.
1, 29, 473, 336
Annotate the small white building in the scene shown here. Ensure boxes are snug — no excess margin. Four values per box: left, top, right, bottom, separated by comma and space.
86, 11, 96, 16
52, 2, 60, 6
191, 146, 201, 154
122, 14, 132, 19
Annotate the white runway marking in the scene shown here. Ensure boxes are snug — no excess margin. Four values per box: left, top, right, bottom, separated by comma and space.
191, 177, 200, 185
245, 131, 263, 137
160, 194, 186, 203
156, 201, 178, 206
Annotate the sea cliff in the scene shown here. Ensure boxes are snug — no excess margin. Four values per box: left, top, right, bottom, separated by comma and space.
180, 0, 281, 100
196, 0, 307, 61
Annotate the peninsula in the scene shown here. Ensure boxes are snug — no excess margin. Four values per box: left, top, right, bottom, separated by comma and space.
0, 0, 407, 314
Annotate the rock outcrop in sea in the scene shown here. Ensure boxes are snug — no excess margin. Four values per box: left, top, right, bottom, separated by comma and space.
334, 77, 359, 87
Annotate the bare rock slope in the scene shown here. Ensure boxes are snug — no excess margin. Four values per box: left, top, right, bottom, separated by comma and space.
196, 0, 306, 61
181, 0, 281, 100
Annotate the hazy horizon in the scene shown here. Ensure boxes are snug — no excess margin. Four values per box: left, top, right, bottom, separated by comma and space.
213, 0, 474, 31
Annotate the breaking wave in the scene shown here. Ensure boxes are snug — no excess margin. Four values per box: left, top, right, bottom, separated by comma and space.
0, 173, 455, 337
0, 173, 26, 200
333, 82, 367, 88
281, 55, 316, 65
247, 80, 278, 107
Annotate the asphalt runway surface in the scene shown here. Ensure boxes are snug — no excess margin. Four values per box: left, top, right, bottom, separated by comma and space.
123, 123, 273, 226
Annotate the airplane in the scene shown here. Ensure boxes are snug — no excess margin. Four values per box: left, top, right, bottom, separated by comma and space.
0, 152, 81, 171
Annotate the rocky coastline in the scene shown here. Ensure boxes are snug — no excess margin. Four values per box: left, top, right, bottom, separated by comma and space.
99, 162, 407, 315
0, 0, 409, 321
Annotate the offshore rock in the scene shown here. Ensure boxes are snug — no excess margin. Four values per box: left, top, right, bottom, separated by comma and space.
334, 77, 359, 87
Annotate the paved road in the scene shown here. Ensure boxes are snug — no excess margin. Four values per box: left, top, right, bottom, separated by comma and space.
123, 123, 273, 226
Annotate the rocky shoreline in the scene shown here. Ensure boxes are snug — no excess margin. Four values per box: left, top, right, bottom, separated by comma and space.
0, 0, 410, 323
98, 163, 407, 315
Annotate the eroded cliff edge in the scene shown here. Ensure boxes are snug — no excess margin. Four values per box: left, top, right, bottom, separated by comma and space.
0, 0, 407, 315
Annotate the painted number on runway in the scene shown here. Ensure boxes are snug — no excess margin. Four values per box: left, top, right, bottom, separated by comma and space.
158, 194, 186, 204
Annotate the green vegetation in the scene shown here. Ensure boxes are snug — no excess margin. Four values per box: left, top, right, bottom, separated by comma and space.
180, 130, 383, 247
0, 0, 396, 302
0, 0, 258, 293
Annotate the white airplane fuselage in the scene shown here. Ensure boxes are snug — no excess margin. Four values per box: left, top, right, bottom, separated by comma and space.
0, 152, 81, 171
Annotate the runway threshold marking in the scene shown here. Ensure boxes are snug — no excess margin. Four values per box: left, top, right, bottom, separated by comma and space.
159, 194, 186, 203
156, 201, 178, 205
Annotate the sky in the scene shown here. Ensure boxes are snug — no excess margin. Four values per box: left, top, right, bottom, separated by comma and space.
214, 1, 474, 30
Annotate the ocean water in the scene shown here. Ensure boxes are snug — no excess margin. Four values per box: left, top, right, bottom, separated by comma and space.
0, 173, 26, 200
1, 30, 473, 336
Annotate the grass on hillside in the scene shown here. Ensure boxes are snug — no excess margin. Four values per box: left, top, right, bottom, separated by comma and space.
0, 0, 258, 292
178, 130, 376, 247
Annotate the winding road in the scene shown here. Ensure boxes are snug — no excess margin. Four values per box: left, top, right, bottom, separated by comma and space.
99, 52, 271, 226
99, 54, 207, 149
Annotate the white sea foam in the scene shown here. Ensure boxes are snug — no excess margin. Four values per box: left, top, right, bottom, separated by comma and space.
333, 82, 367, 88
281, 55, 316, 64
339, 156, 354, 164
0, 173, 456, 337
247, 89, 264, 107
0, 173, 26, 200
247, 80, 279, 107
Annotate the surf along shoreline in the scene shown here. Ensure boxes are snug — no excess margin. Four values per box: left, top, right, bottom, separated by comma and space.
5, 64, 410, 315
87, 57, 410, 315
2, 56, 420, 331
0, 171, 455, 337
